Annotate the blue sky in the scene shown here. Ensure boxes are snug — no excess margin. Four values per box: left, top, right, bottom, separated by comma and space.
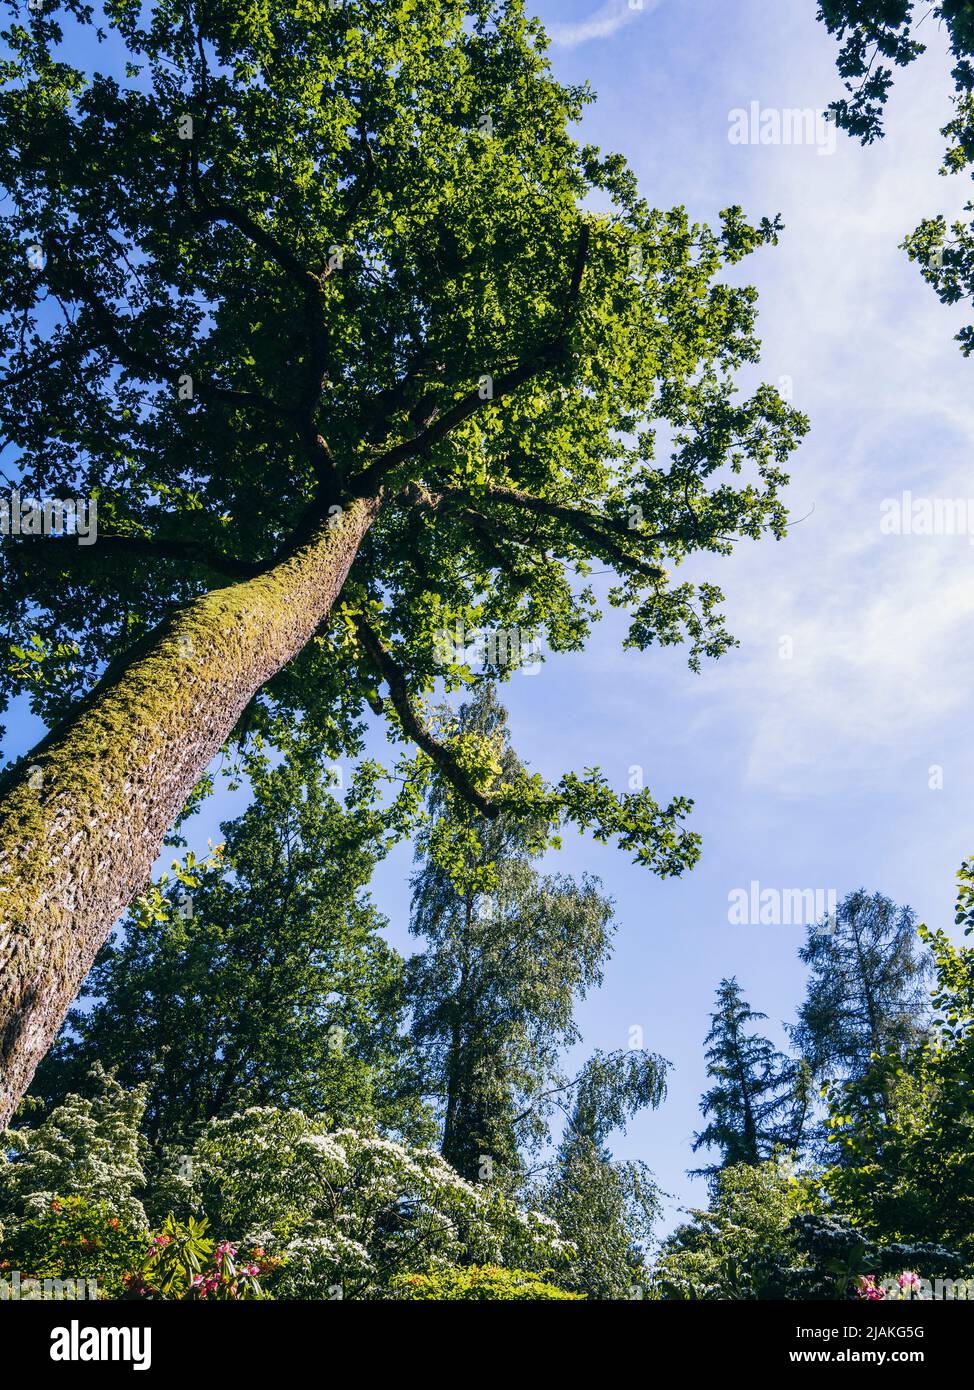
5, 0, 973, 1237
499, 0, 974, 1227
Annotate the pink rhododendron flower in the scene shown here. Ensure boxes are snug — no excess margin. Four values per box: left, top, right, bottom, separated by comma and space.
856, 1274, 885, 1300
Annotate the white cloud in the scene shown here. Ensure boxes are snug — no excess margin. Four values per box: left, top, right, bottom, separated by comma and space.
698, 47, 974, 795
516, 0, 974, 1232
720, 529, 974, 795
548, 0, 660, 49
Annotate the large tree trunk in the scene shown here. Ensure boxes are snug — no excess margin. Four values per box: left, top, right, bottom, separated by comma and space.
0, 497, 379, 1126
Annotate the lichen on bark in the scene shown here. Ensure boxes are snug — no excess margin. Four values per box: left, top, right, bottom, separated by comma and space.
0, 496, 379, 1125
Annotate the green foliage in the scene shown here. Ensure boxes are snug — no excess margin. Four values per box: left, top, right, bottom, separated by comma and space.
543, 1137, 661, 1300
0, 1199, 272, 1301
792, 890, 931, 1090
0, 1195, 145, 1298
404, 686, 670, 1300
817, 862, 974, 1258
0, 0, 805, 878
130, 1215, 268, 1300
407, 686, 622, 1181
391, 1265, 583, 1300
650, 1159, 810, 1300
137, 1215, 215, 1299
0, 1074, 265, 1299
533, 1047, 667, 1298
817, 1, 925, 145
33, 753, 430, 1149
762, 1212, 967, 1301
566, 1048, 670, 1150
5, 632, 81, 690
650, 1164, 956, 1301
3, 1073, 575, 1299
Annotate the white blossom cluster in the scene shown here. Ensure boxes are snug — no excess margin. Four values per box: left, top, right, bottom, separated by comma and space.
188, 1108, 570, 1298
1, 1081, 572, 1298
0, 1066, 149, 1235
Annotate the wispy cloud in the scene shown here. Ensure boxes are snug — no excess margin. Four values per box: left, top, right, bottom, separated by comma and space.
548, 0, 660, 50
517, 0, 974, 1230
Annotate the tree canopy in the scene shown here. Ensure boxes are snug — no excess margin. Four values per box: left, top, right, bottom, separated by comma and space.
0, 0, 806, 1119
792, 889, 931, 1087
0, 0, 802, 738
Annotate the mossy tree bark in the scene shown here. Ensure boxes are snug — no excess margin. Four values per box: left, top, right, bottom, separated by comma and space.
0, 498, 379, 1126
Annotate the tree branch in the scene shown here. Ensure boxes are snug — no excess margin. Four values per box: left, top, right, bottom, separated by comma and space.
192, 199, 315, 288
351, 357, 550, 495
352, 615, 498, 819
333, 116, 379, 244
350, 222, 592, 495
0, 335, 79, 391
361, 341, 436, 445
411, 482, 667, 582
511, 1076, 583, 1131
47, 253, 294, 422
188, 195, 334, 476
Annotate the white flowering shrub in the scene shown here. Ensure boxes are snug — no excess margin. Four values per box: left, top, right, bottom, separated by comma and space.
189, 1108, 570, 1299
0, 1066, 149, 1233
2, 1085, 573, 1299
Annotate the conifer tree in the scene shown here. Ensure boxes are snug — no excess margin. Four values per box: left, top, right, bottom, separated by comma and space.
792, 889, 931, 1085
692, 978, 804, 1177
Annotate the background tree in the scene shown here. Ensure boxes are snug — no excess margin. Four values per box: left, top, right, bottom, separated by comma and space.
407, 686, 671, 1294
540, 1048, 667, 1299
30, 754, 428, 1151
791, 889, 931, 1089
817, 0, 974, 351
0, 0, 806, 1122
692, 977, 806, 1177
407, 686, 619, 1182
650, 1158, 809, 1300
650, 1156, 965, 1301
819, 860, 974, 1259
